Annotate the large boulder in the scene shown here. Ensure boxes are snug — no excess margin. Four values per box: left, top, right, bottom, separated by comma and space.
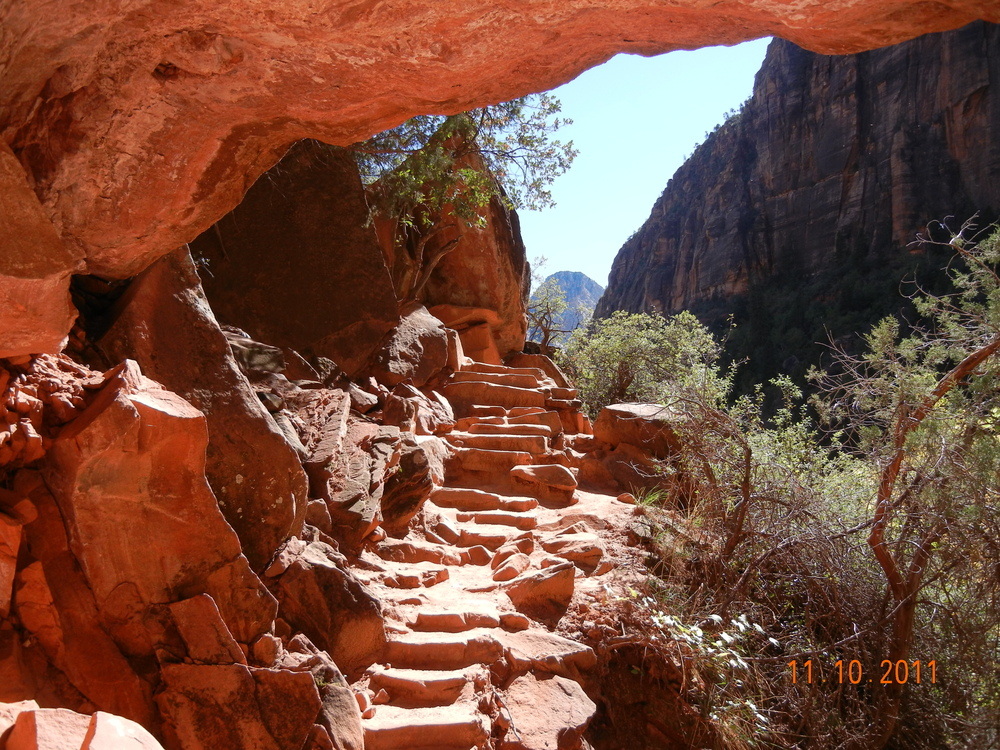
266, 540, 387, 679
369, 304, 452, 389
155, 663, 320, 750
96, 246, 308, 572
592, 403, 684, 460
380, 435, 435, 537
40, 361, 276, 653
189, 142, 399, 379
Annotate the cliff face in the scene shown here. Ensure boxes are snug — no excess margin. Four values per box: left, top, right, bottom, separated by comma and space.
596, 22, 1000, 333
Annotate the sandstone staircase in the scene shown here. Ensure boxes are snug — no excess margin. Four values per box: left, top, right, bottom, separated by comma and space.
351, 361, 624, 750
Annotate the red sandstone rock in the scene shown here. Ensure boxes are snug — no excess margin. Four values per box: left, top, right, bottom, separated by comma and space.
0, 524, 18, 619
492, 553, 530, 582
510, 464, 578, 491
0, 701, 38, 742
156, 663, 320, 750
40, 361, 276, 649
80, 711, 165, 750
189, 143, 399, 378
267, 540, 387, 678
0, 3, 995, 356
96, 246, 308, 572
500, 674, 596, 750
5, 709, 89, 750
370, 305, 452, 390
503, 562, 576, 625
592, 403, 684, 460
0, 143, 79, 359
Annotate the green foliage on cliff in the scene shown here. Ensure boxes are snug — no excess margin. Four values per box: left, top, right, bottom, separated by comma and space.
350, 93, 577, 223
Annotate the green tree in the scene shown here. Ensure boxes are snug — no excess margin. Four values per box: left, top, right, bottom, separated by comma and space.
810, 221, 1000, 749
527, 276, 569, 355
560, 310, 729, 417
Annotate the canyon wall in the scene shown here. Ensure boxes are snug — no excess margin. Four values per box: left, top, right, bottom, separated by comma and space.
596, 21, 1000, 377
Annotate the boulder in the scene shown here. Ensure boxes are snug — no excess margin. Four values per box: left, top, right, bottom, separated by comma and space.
155, 663, 320, 750
15, 476, 156, 726
5, 708, 91, 750
97, 246, 308, 572
510, 464, 578, 492
0, 142, 80, 359
503, 562, 575, 626
369, 305, 452, 389
41, 361, 276, 649
81, 711, 165, 750
304, 415, 401, 552
382, 384, 455, 436
380, 435, 435, 537
500, 674, 596, 750
267, 541, 386, 678
278, 638, 364, 750
189, 142, 399, 379
592, 404, 684, 460
0, 701, 38, 742
540, 534, 605, 575
0, 524, 18, 618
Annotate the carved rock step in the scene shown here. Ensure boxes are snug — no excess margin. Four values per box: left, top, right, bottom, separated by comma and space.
430, 487, 539, 513
366, 665, 486, 708
457, 525, 518, 551
451, 369, 542, 389
441, 381, 546, 413
445, 431, 548, 454
363, 704, 490, 750
386, 629, 503, 670
456, 510, 538, 531
448, 447, 533, 474
407, 607, 502, 632
462, 362, 550, 382
466, 422, 553, 437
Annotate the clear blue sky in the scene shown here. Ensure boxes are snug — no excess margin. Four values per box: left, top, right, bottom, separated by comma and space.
519, 39, 772, 289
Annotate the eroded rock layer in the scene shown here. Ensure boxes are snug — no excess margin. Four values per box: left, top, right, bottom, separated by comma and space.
597, 22, 1000, 335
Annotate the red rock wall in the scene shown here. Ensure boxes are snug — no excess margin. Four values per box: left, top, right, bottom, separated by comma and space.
596, 22, 1000, 322
1, 0, 998, 357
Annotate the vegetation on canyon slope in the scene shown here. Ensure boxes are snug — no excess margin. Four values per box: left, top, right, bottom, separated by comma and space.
562, 225, 1000, 749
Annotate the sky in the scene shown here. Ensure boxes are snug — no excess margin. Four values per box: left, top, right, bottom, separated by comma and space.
518, 38, 772, 290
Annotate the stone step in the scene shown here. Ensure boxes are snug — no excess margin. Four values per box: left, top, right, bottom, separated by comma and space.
465, 405, 506, 418
377, 539, 464, 566
548, 386, 579, 400
507, 411, 564, 434
451, 369, 542, 389
430, 487, 538, 513
455, 510, 538, 531
445, 432, 548, 454
441, 381, 546, 413
454, 415, 505, 431
386, 630, 503, 670
448, 447, 532, 474
462, 362, 549, 381
457, 525, 516, 550
366, 665, 482, 708
467, 422, 553, 437
545, 398, 583, 410
407, 608, 502, 632
363, 704, 490, 750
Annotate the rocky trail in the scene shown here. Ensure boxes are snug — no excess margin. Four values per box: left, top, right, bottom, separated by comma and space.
349, 361, 635, 750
